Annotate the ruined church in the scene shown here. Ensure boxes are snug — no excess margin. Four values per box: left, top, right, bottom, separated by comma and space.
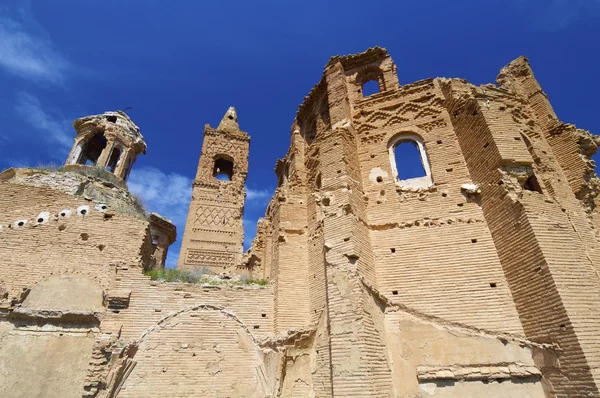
1, 47, 600, 397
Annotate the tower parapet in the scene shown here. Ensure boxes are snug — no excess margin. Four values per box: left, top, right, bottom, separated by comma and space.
178, 107, 249, 273
65, 111, 146, 182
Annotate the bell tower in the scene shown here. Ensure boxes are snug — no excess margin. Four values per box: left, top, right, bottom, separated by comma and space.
178, 107, 250, 273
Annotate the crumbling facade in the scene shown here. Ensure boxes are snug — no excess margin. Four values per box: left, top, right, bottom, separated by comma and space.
1, 48, 600, 397
178, 106, 249, 272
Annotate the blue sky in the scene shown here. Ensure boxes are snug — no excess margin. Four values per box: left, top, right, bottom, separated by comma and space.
1, 0, 599, 267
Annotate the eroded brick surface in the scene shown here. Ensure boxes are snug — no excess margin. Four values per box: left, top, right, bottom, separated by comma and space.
1, 48, 599, 397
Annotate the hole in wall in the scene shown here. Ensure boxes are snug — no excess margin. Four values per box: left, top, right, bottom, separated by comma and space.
17, 221, 24, 227
471, 239, 477, 243
437, 140, 442, 144
58, 224, 66, 231
457, 203, 464, 207
490, 283, 497, 288
98, 244, 105, 251
60, 212, 66, 217
380, 190, 385, 196
483, 142, 489, 148
213, 157, 234, 181
261, 313, 266, 318
392, 290, 398, 295
81, 209, 87, 215
37, 218, 44, 223
253, 325, 260, 330
362, 79, 381, 97
394, 141, 427, 180
390, 248, 396, 253
106, 115, 117, 123
80, 233, 89, 241
442, 192, 447, 197
446, 168, 453, 172
523, 175, 543, 193
376, 176, 383, 183
322, 197, 331, 206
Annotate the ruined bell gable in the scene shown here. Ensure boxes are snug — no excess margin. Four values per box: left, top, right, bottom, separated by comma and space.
1, 48, 600, 397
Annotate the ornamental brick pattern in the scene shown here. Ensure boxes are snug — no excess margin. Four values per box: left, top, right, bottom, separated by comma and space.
1, 48, 600, 397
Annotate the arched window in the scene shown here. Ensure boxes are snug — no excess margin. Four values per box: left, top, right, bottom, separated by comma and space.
77, 132, 107, 166
213, 157, 234, 181
362, 79, 381, 96
357, 67, 385, 98
388, 133, 433, 189
106, 146, 122, 173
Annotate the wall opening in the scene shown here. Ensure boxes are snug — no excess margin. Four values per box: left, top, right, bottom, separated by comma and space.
106, 147, 122, 173
213, 157, 234, 181
388, 133, 433, 189
77, 132, 107, 166
523, 174, 543, 193
362, 79, 381, 97
394, 141, 427, 180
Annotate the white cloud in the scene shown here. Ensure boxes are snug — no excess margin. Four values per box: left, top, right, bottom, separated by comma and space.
128, 166, 192, 226
0, 9, 69, 84
15, 92, 73, 150
246, 187, 272, 203
514, 0, 600, 31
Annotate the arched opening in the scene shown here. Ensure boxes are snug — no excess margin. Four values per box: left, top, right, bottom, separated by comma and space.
106, 146, 122, 173
388, 133, 433, 189
394, 141, 427, 180
77, 132, 107, 166
213, 157, 234, 181
362, 79, 381, 97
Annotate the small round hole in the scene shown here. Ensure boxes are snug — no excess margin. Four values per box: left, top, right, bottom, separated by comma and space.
60, 212, 66, 217
37, 218, 44, 223
81, 209, 87, 215
58, 225, 66, 231
376, 176, 383, 183
80, 233, 89, 241
17, 221, 24, 227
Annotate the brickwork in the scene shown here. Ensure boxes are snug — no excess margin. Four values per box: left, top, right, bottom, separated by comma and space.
2, 48, 600, 397
178, 107, 249, 273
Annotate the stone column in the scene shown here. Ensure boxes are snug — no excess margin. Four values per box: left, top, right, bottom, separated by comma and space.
96, 139, 115, 168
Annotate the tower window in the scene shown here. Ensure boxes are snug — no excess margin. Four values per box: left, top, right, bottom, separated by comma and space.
77, 132, 107, 166
213, 157, 234, 181
362, 79, 381, 97
388, 133, 433, 189
106, 147, 122, 173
